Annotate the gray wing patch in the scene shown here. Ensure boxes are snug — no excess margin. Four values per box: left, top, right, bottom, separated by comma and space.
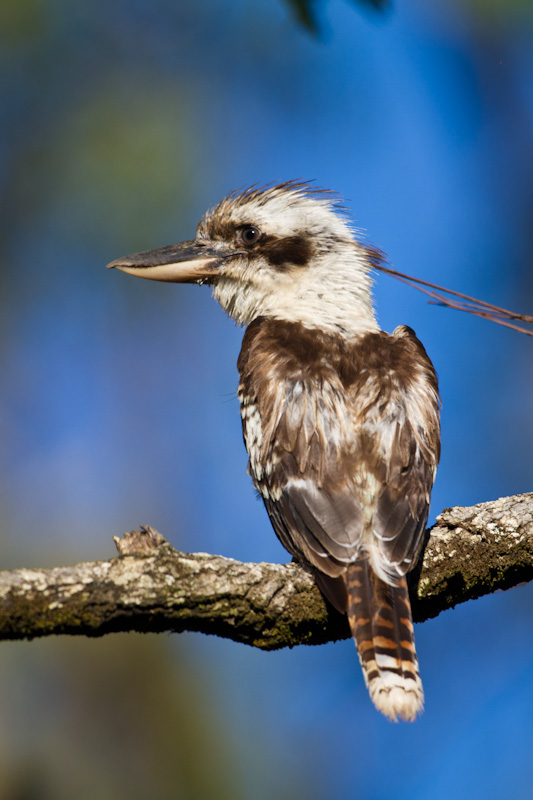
370, 420, 433, 575
284, 478, 363, 561
264, 478, 364, 578
373, 488, 430, 576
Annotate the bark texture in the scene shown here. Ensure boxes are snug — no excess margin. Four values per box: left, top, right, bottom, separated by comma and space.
0, 493, 531, 649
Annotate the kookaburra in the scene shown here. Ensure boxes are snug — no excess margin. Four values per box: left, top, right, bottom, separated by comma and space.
108, 182, 441, 722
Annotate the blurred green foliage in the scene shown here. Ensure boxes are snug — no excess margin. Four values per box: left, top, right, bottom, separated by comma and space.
0, 635, 310, 800
0, 0, 47, 44
466, 0, 533, 20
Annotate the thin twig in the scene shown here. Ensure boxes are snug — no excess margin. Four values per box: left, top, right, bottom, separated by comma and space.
376, 264, 533, 336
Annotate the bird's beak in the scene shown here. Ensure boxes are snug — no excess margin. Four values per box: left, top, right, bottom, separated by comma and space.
107, 239, 235, 284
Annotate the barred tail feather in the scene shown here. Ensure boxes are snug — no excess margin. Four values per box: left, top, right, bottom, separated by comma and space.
346, 559, 423, 722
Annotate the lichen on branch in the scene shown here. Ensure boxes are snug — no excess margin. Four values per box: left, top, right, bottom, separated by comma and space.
0, 493, 531, 647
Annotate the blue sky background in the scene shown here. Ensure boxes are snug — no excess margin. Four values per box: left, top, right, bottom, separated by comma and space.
1, 0, 532, 797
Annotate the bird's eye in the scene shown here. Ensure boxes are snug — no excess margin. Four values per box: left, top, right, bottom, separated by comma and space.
239, 226, 262, 246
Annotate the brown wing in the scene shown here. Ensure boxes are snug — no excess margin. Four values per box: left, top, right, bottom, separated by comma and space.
238, 319, 440, 607
359, 325, 440, 582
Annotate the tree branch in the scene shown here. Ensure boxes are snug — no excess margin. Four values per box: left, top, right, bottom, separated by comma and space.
1, 493, 532, 648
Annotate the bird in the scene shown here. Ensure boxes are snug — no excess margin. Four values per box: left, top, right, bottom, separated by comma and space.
107, 181, 441, 722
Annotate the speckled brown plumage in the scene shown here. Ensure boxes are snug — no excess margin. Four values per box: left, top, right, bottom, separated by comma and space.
238, 316, 440, 721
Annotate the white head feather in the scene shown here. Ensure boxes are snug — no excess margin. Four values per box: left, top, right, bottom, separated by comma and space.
198, 183, 380, 336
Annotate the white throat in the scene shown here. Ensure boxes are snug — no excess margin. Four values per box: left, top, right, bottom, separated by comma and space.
212, 241, 379, 336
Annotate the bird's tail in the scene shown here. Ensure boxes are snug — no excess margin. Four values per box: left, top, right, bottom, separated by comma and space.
345, 558, 423, 722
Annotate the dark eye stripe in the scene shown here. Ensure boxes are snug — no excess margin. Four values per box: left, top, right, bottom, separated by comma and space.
258, 234, 313, 269
199, 219, 314, 270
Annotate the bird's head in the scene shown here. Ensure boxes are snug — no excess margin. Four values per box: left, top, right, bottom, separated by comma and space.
108, 182, 381, 335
